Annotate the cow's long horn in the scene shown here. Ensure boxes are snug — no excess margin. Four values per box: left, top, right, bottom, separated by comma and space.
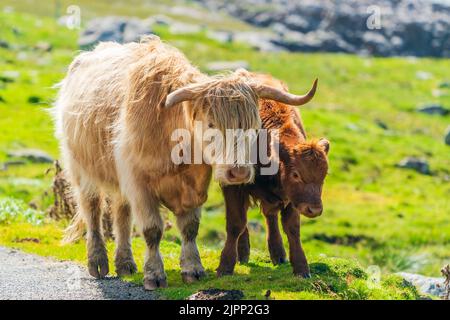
164, 84, 202, 108
254, 78, 318, 106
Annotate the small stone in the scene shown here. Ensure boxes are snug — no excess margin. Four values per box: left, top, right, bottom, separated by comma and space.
27, 96, 42, 104
34, 41, 52, 52
396, 157, 430, 175
438, 81, 450, 89
375, 119, 388, 130
416, 71, 432, 80
7, 149, 53, 163
444, 126, 450, 146
188, 289, 244, 300
0, 40, 9, 49
416, 104, 449, 116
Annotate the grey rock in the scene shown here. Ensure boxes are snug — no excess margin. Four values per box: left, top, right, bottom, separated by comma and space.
417, 104, 449, 116
34, 41, 52, 52
207, 30, 233, 43
195, 0, 450, 57
398, 272, 446, 298
396, 157, 430, 175
0, 39, 9, 49
375, 119, 389, 130
169, 22, 202, 35
78, 17, 153, 48
188, 289, 244, 300
205, 60, 249, 72
7, 149, 53, 164
445, 126, 450, 146
439, 81, 450, 88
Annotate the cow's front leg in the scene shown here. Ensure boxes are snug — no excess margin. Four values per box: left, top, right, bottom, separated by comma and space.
176, 207, 205, 283
128, 185, 166, 290
281, 204, 310, 277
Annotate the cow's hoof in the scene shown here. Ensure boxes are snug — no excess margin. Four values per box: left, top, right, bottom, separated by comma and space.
182, 270, 205, 284
88, 252, 109, 279
144, 276, 168, 291
115, 259, 138, 277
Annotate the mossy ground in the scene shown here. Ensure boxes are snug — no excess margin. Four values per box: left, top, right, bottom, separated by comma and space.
0, 2, 449, 300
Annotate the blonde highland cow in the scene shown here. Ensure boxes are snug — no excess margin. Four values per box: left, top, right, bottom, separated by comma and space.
53, 35, 317, 290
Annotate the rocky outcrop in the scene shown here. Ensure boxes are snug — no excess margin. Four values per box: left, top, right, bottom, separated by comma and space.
194, 0, 450, 57
78, 17, 153, 49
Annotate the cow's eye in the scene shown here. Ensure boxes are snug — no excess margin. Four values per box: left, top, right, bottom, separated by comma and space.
292, 171, 300, 180
208, 123, 215, 128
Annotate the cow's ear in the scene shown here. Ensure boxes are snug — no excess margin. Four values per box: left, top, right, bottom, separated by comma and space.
318, 138, 330, 154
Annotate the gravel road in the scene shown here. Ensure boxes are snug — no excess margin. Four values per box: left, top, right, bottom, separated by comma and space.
0, 246, 157, 300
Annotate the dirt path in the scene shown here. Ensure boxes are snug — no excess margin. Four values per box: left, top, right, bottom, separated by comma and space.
0, 246, 157, 300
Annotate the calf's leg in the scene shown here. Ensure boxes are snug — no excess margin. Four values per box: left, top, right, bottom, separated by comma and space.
217, 186, 249, 276
261, 203, 286, 265
281, 204, 310, 277
237, 226, 250, 263
176, 207, 205, 283
111, 195, 137, 276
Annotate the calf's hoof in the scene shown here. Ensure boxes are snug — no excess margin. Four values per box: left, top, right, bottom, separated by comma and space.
144, 276, 168, 291
216, 266, 234, 277
294, 266, 311, 278
295, 272, 311, 279
238, 255, 249, 264
182, 270, 205, 284
88, 251, 109, 279
115, 259, 138, 277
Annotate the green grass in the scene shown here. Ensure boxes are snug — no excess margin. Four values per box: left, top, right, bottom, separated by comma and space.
0, 5, 449, 300
0, 222, 420, 300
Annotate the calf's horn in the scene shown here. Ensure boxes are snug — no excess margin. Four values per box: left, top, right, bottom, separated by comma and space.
253, 78, 318, 106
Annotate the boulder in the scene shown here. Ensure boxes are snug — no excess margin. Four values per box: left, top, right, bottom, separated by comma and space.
195, 0, 450, 57
78, 17, 153, 48
398, 272, 446, 298
396, 157, 430, 175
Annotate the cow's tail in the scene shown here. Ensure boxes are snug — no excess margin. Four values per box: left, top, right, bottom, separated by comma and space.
61, 211, 85, 244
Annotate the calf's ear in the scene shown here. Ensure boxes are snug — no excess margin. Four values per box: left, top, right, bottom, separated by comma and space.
318, 138, 330, 154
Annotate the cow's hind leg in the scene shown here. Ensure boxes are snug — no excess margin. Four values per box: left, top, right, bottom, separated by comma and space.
74, 185, 109, 278
176, 208, 205, 283
111, 195, 137, 276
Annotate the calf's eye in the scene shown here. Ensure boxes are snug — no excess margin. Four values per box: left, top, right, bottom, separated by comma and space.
292, 171, 300, 180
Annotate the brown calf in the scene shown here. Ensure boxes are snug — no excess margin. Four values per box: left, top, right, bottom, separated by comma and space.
217, 73, 329, 277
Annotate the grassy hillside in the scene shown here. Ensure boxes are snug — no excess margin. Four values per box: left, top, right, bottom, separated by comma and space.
0, 4, 449, 299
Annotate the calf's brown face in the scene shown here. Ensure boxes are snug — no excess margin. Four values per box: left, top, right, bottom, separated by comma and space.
281, 138, 329, 218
